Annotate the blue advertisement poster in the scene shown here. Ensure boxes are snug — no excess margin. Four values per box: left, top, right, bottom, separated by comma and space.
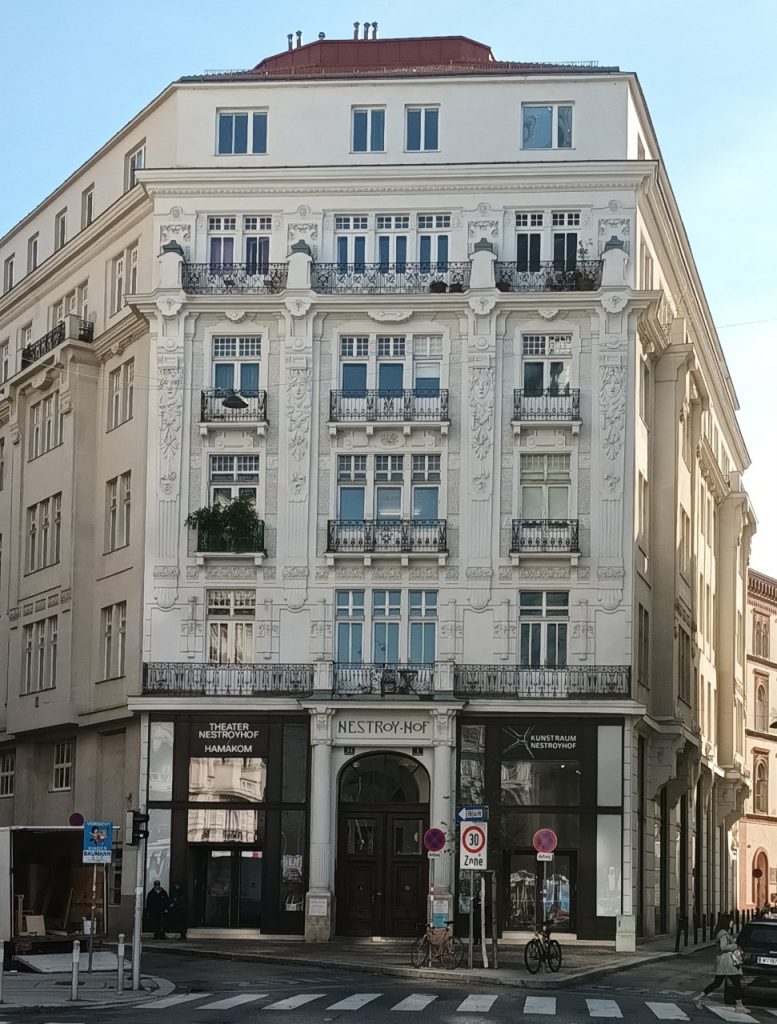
83, 821, 113, 864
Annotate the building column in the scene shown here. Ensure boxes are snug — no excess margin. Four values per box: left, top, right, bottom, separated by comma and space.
429, 709, 457, 924
305, 709, 335, 941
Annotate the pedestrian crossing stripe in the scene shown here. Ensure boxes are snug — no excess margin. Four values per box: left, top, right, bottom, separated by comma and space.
458, 995, 498, 1012
707, 1008, 758, 1023
645, 1003, 688, 1020
197, 993, 268, 1010
524, 996, 556, 1015
586, 999, 623, 1018
327, 994, 383, 1010
263, 993, 327, 1010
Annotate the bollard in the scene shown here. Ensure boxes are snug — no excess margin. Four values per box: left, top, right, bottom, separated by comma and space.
674, 915, 682, 953
0, 947, 4, 1004
683, 915, 689, 947
702, 913, 707, 942
693, 914, 699, 945
735, 909, 740, 930
70, 939, 80, 1001
117, 933, 125, 994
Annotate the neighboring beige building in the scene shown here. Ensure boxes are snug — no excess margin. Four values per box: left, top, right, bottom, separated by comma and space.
0, 28, 756, 943
739, 570, 777, 910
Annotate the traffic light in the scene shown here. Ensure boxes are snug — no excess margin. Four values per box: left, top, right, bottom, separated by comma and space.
129, 810, 149, 845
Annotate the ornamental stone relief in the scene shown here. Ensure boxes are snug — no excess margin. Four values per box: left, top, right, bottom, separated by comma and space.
286, 365, 312, 501
469, 362, 495, 500
599, 364, 627, 461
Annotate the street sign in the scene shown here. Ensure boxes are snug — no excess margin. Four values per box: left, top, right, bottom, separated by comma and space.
460, 822, 488, 869
537, 852, 554, 862
83, 821, 113, 864
423, 827, 446, 852
456, 805, 488, 822
532, 828, 558, 855
427, 851, 442, 860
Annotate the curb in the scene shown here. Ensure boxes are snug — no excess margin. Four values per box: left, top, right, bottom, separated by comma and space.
0, 973, 175, 1013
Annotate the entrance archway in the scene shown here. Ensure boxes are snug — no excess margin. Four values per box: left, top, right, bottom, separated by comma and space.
753, 850, 769, 909
336, 752, 430, 936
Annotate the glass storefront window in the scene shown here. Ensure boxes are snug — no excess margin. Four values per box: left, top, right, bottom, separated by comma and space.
460, 724, 485, 805
280, 809, 305, 912
282, 723, 308, 802
597, 725, 622, 806
187, 808, 264, 845
189, 758, 267, 803
501, 812, 580, 849
148, 722, 174, 801
501, 761, 581, 806
146, 808, 171, 891
596, 814, 622, 916
346, 817, 376, 854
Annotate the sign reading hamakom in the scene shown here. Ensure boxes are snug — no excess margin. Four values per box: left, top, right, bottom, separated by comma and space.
191, 720, 263, 757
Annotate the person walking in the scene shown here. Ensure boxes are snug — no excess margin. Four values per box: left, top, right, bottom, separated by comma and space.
145, 880, 170, 940
693, 912, 746, 1011
169, 882, 188, 941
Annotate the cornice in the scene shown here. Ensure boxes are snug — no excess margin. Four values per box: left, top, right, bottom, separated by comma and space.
750, 570, 777, 605
696, 435, 730, 504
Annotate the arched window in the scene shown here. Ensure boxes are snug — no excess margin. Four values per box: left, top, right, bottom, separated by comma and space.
755, 758, 768, 814
756, 682, 769, 732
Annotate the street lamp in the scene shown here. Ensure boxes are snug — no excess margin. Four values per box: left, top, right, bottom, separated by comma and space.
221, 390, 248, 410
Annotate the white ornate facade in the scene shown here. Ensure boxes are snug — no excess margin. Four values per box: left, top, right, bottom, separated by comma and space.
0, 32, 754, 943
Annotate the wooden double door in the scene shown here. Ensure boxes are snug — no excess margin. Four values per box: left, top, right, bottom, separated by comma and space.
337, 809, 428, 936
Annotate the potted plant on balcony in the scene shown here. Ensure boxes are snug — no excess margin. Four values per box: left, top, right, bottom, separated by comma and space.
573, 242, 598, 291
428, 279, 448, 293
185, 497, 263, 554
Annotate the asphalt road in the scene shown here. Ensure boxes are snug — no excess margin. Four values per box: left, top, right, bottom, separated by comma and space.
8, 950, 777, 1024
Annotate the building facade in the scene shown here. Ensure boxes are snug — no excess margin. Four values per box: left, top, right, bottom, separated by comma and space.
739, 570, 777, 910
0, 30, 755, 943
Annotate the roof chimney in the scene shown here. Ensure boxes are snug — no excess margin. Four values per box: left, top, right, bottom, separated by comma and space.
287, 33, 293, 51
363, 21, 370, 40
372, 21, 378, 39
353, 21, 360, 40
295, 30, 302, 48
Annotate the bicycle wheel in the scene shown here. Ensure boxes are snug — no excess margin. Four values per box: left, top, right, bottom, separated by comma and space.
411, 936, 429, 968
547, 939, 562, 972
450, 935, 465, 968
524, 938, 543, 974
440, 942, 457, 969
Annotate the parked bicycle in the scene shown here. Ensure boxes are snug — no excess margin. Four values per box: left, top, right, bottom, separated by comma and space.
411, 921, 465, 969
524, 919, 562, 973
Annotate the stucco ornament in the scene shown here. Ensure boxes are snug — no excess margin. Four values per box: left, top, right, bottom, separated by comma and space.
156, 295, 184, 318
286, 366, 312, 500
599, 364, 626, 461
469, 363, 495, 500
159, 366, 184, 459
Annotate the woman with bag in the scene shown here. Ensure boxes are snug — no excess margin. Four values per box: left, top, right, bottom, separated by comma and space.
693, 913, 746, 1011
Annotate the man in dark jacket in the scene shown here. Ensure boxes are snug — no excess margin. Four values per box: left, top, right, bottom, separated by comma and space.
145, 880, 169, 939
169, 883, 188, 941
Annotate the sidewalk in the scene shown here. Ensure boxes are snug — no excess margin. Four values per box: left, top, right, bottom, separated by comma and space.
0, 970, 174, 1011
144, 932, 715, 990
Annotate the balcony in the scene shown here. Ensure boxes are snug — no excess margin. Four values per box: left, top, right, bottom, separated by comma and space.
20, 318, 94, 369
311, 262, 470, 295
453, 665, 631, 700
182, 263, 288, 294
194, 520, 265, 561
200, 389, 268, 436
143, 662, 313, 697
327, 519, 447, 564
511, 519, 579, 561
513, 389, 580, 433
495, 261, 603, 293
333, 663, 434, 698
329, 389, 449, 436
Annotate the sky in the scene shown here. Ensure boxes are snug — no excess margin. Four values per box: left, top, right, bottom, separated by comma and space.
1, 0, 775, 572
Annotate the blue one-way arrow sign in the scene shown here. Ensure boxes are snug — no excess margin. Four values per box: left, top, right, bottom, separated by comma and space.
456, 805, 488, 822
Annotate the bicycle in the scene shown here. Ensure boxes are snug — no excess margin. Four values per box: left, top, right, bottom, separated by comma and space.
524, 919, 562, 973
411, 921, 465, 969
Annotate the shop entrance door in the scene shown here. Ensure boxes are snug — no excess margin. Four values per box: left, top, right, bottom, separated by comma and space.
189, 848, 263, 928
505, 851, 576, 933
336, 753, 430, 937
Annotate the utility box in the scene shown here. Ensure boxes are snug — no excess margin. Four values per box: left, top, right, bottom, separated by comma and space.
615, 913, 636, 952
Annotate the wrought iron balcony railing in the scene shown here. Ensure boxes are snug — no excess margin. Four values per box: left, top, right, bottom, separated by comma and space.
453, 665, 631, 700
327, 519, 447, 554
329, 389, 449, 423
311, 262, 470, 295
333, 663, 434, 698
513, 388, 580, 422
182, 263, 288, 294
21, 319, 94, 368
200, 388, 268, 423
511, 519, 579, 553
143, 661, 313, 697
195, 520, 265, 555
495, 260, 603, 293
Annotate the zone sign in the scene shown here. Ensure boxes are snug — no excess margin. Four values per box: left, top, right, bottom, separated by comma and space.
460, 822, 488, 869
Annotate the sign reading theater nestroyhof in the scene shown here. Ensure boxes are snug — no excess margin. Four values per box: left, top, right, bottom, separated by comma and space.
190, 720, 264, 757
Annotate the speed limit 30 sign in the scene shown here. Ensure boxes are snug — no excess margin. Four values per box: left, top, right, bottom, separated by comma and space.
460, 822, 488, 869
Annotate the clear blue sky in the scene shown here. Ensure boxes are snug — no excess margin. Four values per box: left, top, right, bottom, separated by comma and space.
2, 0, 775, 573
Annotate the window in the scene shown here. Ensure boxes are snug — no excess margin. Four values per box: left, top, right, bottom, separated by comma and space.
639, 357, 651, 426
206, 216, 270, 269
373, 589, 401, 663
755, 757, 768, 814
21, 323, 32, 349
27, 234, 38, 273
81, 186, 94, 229
417, 214, 449, 270
521, 334, 571, 395
335, 217, 368, 273
209, 454, 259, 505
637, 604, 650, 687
679, 508, 690, 578
522, 104, 573, 149
754, 613, 770, 659
376, 219, 408, 273
23, 615, 58, 693
206, 590, 255, 663
375, 454, 403, 519
0, 341, 9, 384
54, 209, 67, 251
411, 455, 440, 519
638, 473, 649, 549
26, 493, 62, 573
338, 455, 367, 520
519, 591, 568, 667
3, 254, 14, 293
413, 335, 443, 394
107, 358, 134, 429
52, 741, 72, 791
409, 590, 437, 664
100, 602, 127, 679
520, 453, 570, 519
111, 244, 137, 314
352, 107, 385, 152
51, 281, 88, 326
125, 143, 145, 190
406, 106, 439, 151
216, 111, 268, 155
212, 336, 261, 393
105, 471, 131, 551
29, 393, 62, 459
677, 626, 691, 703
336, 590, 365, 663
0, 751, 14, 797
756, 680, 769, 732
0, 438, 4, 490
